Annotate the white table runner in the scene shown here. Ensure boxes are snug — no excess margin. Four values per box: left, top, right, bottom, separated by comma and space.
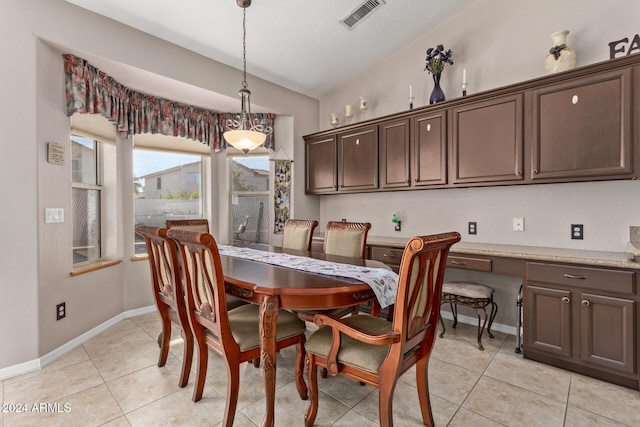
218, 245, 399, 308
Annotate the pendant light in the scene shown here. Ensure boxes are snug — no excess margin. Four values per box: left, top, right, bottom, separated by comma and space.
223, 0, 272, 154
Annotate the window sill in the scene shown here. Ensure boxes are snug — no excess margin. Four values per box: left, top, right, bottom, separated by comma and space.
131, 254, 149, 262
70, 259, 122, 277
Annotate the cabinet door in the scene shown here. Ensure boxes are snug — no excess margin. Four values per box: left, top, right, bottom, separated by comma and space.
338, 126, 378, 192
413, 111, 447, 186
379, 119, 410, 189
580, 293, 635, 374
524, 284, 571, 357
451, 93, 524, 184
530, 68, 632, 181
305, 135, 337, 194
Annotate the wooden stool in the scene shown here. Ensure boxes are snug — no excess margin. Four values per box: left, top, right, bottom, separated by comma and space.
439, 281, 498, 350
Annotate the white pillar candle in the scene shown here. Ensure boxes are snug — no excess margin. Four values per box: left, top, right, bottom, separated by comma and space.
345, 104, 353, 118
409, 84, 413, 98
463, 68, 467, 84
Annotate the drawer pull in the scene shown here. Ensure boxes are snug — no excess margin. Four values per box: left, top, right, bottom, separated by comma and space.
563, 274, 587, 280
382, 253, 394, 258
562, 296, 570, 304
581, 299, 590, 306
451, 260, 467, 265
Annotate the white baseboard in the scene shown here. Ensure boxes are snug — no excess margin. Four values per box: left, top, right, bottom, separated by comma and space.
0, 305, 156, 381
440, 311, 516, 336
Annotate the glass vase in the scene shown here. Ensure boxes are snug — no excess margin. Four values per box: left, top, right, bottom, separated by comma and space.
429, 73, 445, 104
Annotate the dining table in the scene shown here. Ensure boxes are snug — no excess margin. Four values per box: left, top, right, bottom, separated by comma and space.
218, 245, 396, 427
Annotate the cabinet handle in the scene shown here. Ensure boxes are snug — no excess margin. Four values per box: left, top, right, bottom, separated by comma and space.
405, 179, 410, 184
572, 95, 579, 105
426, 124, 431, 132
563, 273, 587, 280
355, 138, 360, 145
533, 169, 539, 175
382, 253, 394, 258
581, 299, 590, 306
517, 170, 522, 176
562, 296, 570, 304
451, 260, 467, 265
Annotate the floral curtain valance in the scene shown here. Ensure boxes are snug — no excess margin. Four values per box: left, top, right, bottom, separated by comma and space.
63, 54, 275, 152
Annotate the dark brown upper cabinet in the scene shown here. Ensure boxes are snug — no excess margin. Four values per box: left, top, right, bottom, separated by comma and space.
412, 110, 447, 187
305, 134, 337, 194
450, 93, 524, 185
528, 68, 633, 182
337, 125, 379, 192
379, 118, 410, 189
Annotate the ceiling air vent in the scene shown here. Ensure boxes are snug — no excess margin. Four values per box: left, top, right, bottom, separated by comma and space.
340, 0, 386, 30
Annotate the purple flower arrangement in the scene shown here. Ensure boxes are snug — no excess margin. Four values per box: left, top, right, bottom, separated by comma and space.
425, 44, 454, 75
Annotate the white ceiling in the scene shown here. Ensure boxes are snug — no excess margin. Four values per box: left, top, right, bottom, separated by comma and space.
64, 0, 474, 99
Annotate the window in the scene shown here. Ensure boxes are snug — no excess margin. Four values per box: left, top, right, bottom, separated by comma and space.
134, 149, 204, 254
72, 135, 102, 265
230, 156, 270, 246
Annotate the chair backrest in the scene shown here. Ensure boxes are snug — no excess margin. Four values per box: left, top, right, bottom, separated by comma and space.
282, 219, 318, 251
165, 219, 210, 232
390, 232, 461, 369
323, 221, 371, 259
135, 225, 184, 306
166, 228, 232, 338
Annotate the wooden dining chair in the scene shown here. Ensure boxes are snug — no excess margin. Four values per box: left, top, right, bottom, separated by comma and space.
135, 226, 194, 388
282, 219, 318, 251
165, 218, 210, 232
304, 232, 461, 427
166, 228, 308, 424
323, 221, 371, 259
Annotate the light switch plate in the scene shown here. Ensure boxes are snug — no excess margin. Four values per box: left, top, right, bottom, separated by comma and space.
45, 208, 64, 223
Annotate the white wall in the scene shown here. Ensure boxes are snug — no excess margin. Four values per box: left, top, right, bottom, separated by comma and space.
318, 0, 640, 254
0, 0, 318, 371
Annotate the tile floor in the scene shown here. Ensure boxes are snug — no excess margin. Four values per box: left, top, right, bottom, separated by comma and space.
2, 312, 639, 426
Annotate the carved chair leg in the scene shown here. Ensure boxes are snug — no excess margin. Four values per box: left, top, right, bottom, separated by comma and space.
222, 360, 240, 427
304, 355, 319, 427
252, 358, 260, 368
438, 303, 446, 338
158, 313, 171, 367
487, 300, 498, 339
178, 329, 194, 387
416, 357, 435, 427
191, 332, 208, 402
450, 302, 458, 328
320, 367, 328, 378
295, 337, 308, 400
378, 379, 396, 427
475, 307, 489, 351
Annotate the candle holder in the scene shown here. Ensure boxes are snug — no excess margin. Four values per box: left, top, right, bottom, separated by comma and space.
359, 97, 368, 114
409, 96, 415, 110
330, 113, 339, 128
461, 82, 468, 97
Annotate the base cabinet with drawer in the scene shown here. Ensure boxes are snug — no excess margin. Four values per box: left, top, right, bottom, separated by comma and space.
524, 262, 638, 388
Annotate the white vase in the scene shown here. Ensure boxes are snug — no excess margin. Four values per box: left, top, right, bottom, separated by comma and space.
544, 30, 576, 74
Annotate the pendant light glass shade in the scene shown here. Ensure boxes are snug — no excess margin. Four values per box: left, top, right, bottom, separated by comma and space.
223, 0, 271, 154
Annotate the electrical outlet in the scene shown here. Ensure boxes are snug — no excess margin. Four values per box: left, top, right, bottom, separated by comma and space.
56, 302, 66, 320
394, 220, 401, 232
571, 224, 584, 240
468, 221, 477, 235
513, 217, 524, 232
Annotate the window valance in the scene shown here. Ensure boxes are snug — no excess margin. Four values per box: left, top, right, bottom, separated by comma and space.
63, 54, 275, 152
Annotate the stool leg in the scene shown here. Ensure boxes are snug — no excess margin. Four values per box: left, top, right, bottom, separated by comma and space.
475, 307, 489, 351
450, 303, 458, 329
487, 300, 498, 339
438, 303, 446, 338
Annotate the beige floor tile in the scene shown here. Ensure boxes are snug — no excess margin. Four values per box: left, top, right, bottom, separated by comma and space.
213, 411, 255, 427
4, 384, 123, 427
101, 417, 132, 427
568, 373, 640, 426
484, 351, 571, 401
204, 351, 296, 410
431, 334, 497, 374
316, 373, 376, 408
126, 384, 225, 427
92, 341, 164, 382
352, 379, 458, 426
83, 320, 155, 360
415, 357, 482, 405
129, 311, 161, 337
448, 407, 506, 427
106, 357, 183, 414
243, 381, 350, 427
564, 405, 631, 427
4, 360, 103, 404
332, 409, 379, 426
43, 346, 91, 372
463, 376, 566, 427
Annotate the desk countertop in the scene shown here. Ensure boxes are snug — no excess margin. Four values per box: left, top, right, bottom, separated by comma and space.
314, 234, 640, 270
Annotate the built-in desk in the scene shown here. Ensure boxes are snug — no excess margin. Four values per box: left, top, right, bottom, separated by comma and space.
313, 234, 640, 391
